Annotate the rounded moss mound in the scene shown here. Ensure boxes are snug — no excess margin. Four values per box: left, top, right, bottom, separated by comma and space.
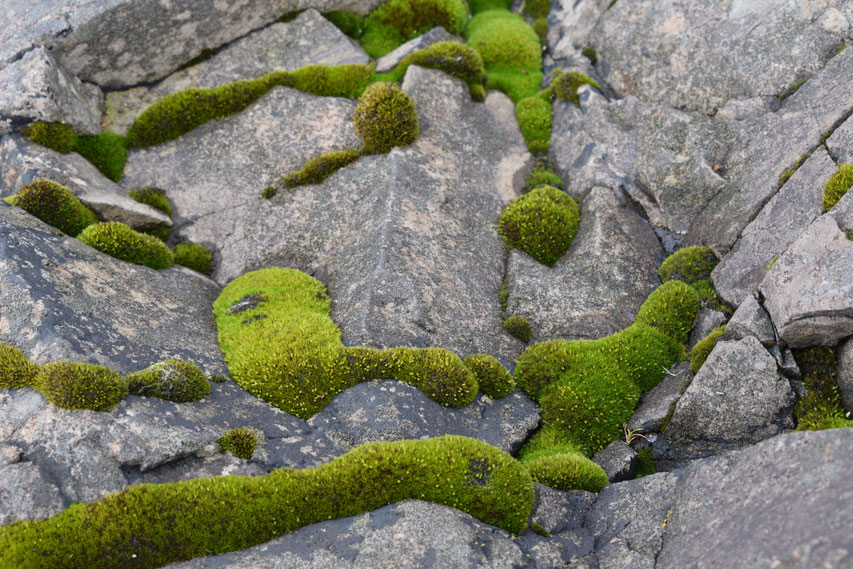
218, 427, 258, 459
0, 343, 40, 390
174, 241, 214, 275
523, 449, 609, 492
634, 280, 701, 345
659, 246, 719, 285
353, 82, 419, 154
129, 187, 172, 218
126, 359, 211, 403
463, 353, 515, 398
689, 325, 725, 374
822, 163, 853, 212
0, 436, 535, 569
37, 361, 128, 411
16, 179, 98, 237
360, 0, 469, 58
503, 315, 531, 343
499, 185, 579, 266
22, 122, 78, 153
78, 222, 175, 269
548, 69, 600, 105
384, 347, 478, 406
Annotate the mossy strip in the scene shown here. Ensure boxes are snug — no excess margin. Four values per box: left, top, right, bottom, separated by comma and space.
516, 96, 552, 155
504, 316, 531, 343
78, 222, 175, 269
129, 187, 172, 218
689, 325, 725, 374
463, 353, 515, 398
281, 148, 364, 188
375, 42, 486, 100
37, 361, 128, 411
524, 157, 563, 192
360, 0, 469, 58
22, 122, 77, 153
0, 343, 40, 389
73, 133, 128, 183
822, 163, 853, 212
16, 179, 99, 237
126, 359, 211, 402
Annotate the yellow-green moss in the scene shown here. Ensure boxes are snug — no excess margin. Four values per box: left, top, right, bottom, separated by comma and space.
128, 187, 172, 218
793, 347, 853, 431
78, 222, 175, 269
37, 361, 128, 411
218, 427, 258, 459
281, 148, 364, 189
16, 179, 98, 237
499, 185, 579, 266
581, 46, 598, 65
74, 133, 128, 182
0, 343, 40, 389
516, 96, 552, 154
689, 325, 725, 374
822, 163, 853, 212
353, 82, 419, 153
360, 0, 469, 58
22, 122, 77, 153
126, 359, 211, 402
174, 241, 215, 275
324, 10, 363, 38
524, 157, 563, 192
543, 69, 600, 105
375, 42, 486, 99
503, 316, 532, 343
463, 353, 515, 397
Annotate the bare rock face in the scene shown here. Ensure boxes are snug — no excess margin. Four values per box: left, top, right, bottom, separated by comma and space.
722, 295, 776, 347
548, 0, 612, 60
826, 111, 853, 162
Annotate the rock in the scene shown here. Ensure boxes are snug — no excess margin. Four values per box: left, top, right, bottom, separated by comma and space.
657, 428, 853, 569
659, 337, 795, 464
0, 204, 224, 375
0, 47, 102, 136
760, 215, 853, 348
0, 444, 21, 467
592, 440, 637, 483
124, 454, 267, 487
687, 308, 727, 352
628, 362, 690, 434
767, 344, 800, 379
530, 483, 596, 536
375, 27, 463, 73
722, 294, 775, 347
826, 111, 853, 163
593, 0, 851, 114
103, 9, 369, 134
837, 337, 853, 414
0, 134, 171, 230
0, 461, 66, 524
711, 148, 836, 307
505, 185, 663, 342
828, 172, 853, 232
549, 0, 611, 60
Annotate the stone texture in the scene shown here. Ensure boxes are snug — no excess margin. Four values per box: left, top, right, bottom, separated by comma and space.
722, 294, 776, 347
0, 203, 224, 376
687, 308, 727, 352
659, 337, 795, 464
628, 362, 690, 434
838, 337, 853, 414
103, 9, 370, 135
506, 185, 663, 342
592, 440, 637, 483
826, 110, 853, 162
0, 134, 171, 230
375, 27, 463, 73
828, 174, 853, 232
0, 47, 102, 136
712, 148, 836, 307
124, 454, 268, 487
0, 461, 66, 524
548, 0, 611, 60
530, 483, 596, 536
760, 215, 853, 348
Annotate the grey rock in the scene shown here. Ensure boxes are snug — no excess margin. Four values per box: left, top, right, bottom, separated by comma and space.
375, 27, 463, 73
0, 203, 223, 375
838, 337, 853, 414
0, 134, 171, 230
712, 148, 836, 307
505, 185, 663, 342
592, 441, 637, 483
531, 483, 596, 535
722, 294, 775, 347
760, 215, 853, 347
125, 454, 267, 487
826, 110, 853, 163
657, 429, 853, 569
828, 171, 853, 232
0, 47, 102, 136
687, 308, 727, 352
548, 0, 610, 60
0, 461, 66, 524
103, 9, 370, 135
593, 0, 852, 114
767, 344, 800, 379
714, 96, 781, 122
661, 337, 795, 463
0, 444, 21, 467
628, 362, 690, 434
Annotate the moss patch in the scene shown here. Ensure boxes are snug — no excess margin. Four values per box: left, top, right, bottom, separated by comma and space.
37, 361, 128, 412
793, 347, 853, 431
126, 359, 211, 402
499, 185, 579, 266
360, 0, 469, 58
689, 325, 725, 374
281, 148, 364, 189
524, 158, 563, 192
324, 10, 363, 38
128, 187, 172, 218
659, 246, 724, 311
174, 241, 215, 275
218, 427, 258, 459
516, 96, 552, 155
0, 343, 40, 389
78, 222, 175, 269
503, 316, 531, 343
463, 354, 515, 398
22, 122, 77, 153
16, 179, 99, 237
353, 82, 419, 154
822, 163, 853, 212
635, 446, 655, 477
581, 46, 598, 65
543, 69, 600, 105
74, 133, 128, 183
375, 42, 486, 99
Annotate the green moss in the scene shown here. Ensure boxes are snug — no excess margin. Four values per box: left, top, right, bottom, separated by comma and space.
524, 157, 563, 192
499, 185, 579, 266
22, 122, 78, 153
504, 316, 532, 343
516, 96, 552, 154
353, 82, 419, 154
3, 195, 18, 206
74, 133, 128, 182
523, 0, 550, 18
0, 435, 535, 569
147, 226, 171, 243
360, 0, 469, 58
262, 185, 278, 199
37, 361, 128, 411
126, 359, 211, 402
78, 222, 175, 269
377, 42, 486, 98
218, 427, 258, 459
543, 69, 601, 105
532, 17, 548, 46
581, 45, 598, 65
635, 446, 655, 477
793, 347, 853, 431
325, 11, 363, 38
519, 432, 609, 492
777, 152, 811, 188
463, 353, 515, 397
689, 325, 725, 374
659, 246, 719, 285
16, 179, 99, 237
530, 522, 550, 537
499, 283, 509, 315
468, 0, 511, 14
128, 187, 172, 218
0, 343, 40, 389
282, 148, 364, 188
174, 241, 214, 275
822, 163, 853, 212
779, 78, 806, 101
635, 280, 701, 345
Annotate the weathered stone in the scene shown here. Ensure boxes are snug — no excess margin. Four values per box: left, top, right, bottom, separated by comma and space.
660, 337, 795, 464
103, 9, 370, 135
0, 444, 21, 467
0, 47, 102, 135
506, 185, 663, 342
548, 0, 610, 60
826, 110, 853, 163
838, 337, 853, 414
657, 429, 853, 569
531, 483, 596, 536
768, 344, 800, 379
0, 461, 66, 524
828, 173, 853, 232
722, 294, 775, 347
592, 440, 637, 483
628, 362, 690, 434
712, 148, 836, 307
0, 204, 224, 375
760, 215, 853, 348
687, 308, 727, 352
0, 134, 171, 230
124, 454, 268, 487
375, 27, 463, 73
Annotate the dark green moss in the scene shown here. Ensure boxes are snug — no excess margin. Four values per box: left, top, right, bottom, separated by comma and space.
324, 10, 363, 38
635, 280, 701, 346
532, 17, 548, 46
523, 0, 550, 18
0, 343, 40, 389
499, 283, 509, 316
16, 179, 98, 237
518, 430, 609, 492
793, 347, 853, 431
22, 122, 78, 153
468, 0, 512, 14
463, 353, 515, 398
353, 82, 419, 154
635, 446, 655, 477
128, 187, 172, 218
530, 523, 550, 537
74, 133, 128, 182
218, 427, 258, 459
262, 185, 278, 199
544, 69, 601, 105
504, 316, 532, 343
581, 45, 598, 65
659, 246, 719, 285
78, 222, 175, 269
277, 9, 302, 22
360, 0, 469, 58
126, 359, 211, 402
516, 96, 552, 154
147, 226, 171, 243
282, 147, 364, 188
174, 241, 215, 275
37, 361, 128, 411
499, 185, 579, 266
689, 325, 725, 374
822, 163, 853, 212
524, 158, 563, 192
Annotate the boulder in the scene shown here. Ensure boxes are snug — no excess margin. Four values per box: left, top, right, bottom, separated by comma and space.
375, 27, 464, 73
722, 294, 775, 347
548, 0, 611, 60
628, 362, 690, 434
530, 483, 596, 536
592, 440, 637, 483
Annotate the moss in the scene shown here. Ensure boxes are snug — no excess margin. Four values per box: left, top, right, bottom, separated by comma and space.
689, 277, 728, 314
499, 185, 579, 266
793, 347, 853, 431
262, 185, 278, 199
16, 179, 99, 237
635, 446, 655, 477
3, 195, 17, 206
278, 10, 302, 22
516, 96, 552, 154
377, 42, 486, 99
504, 316, 532, 343
635, 280, 701, 345
126, 359, 211, 402
325, 11, 363, 38
822, 163, 853, 212
689, 325, 725, 374
523, 0, 550, 18
78, 222, 175, 269
353, 82, 419, 154
532, 17, 548, 46
147, 226, 171, 243
659, 245, 720, 302
37, 361, 128, 411
360, 0, 469, 58
0, 343, 40, 389
544, 69, 601, 105
128, 187, 172, 218
73, 133, 128, 182
519, 432, 609, 492
530, 522, 550, 537
218, 427, 258, 459
468, 0, 511, 14
22, 122, 78, 153
524, 157, 563, 192
777, 152, 811, 188
581, 45, 598, 65
174, 241, 215, 275
282, 148, 364, 188
499, 283, 509, 315
0, 435, 535, 569
210, 375, 228, 383
779, 78, 806, 100
463, 353, 515, 397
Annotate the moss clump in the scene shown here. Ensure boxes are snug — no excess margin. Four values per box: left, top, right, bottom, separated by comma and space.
129, 187, 172, 218
544, 69, 601, 105
658, 246, 723, 311
22, 122, 78, 153
793, 348, 853, 431
218, 427, 258, 459
376, 42, 486, 99
504, 316, 532, 343
635, 446, 655, 477
516, 96, 552, 154
16, 179, 98, 237
281, 148, 364, 189
521, 443, 609, 492
78, 222, 175, 269
463, 353, 515, 397
634, 280, 701, 345
522, 0, 550, 18
0, 435, 535, 569
174, 241, 214, 275
689, 325, 725, 374
0, 343, 40, 389
469, 0, 511, 14
581, 45, 598, 65
360, 0, 469, 58
353, 82, 419, 154
37, 361, 128, 411
324, 10, 363, 38
822, 163, 853, 212
126, 359, 211, 403
499, 185, 579, 266
524, 158, 563, 192
74, 133, 128, 182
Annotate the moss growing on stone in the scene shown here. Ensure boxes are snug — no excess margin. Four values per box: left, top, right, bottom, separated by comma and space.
521, 443, 609, 492
658, 246, 722, 310
777, 152, 811, 188
634, 280, 701, 345
74, 133, 128, 182
543, 69, 601, 105
524, 158, 563, 192
530, 522, 550, 537
16, 179, 99, 237
504, 316, 532, 343
0, 343, 40, 389
516, 96, 552, 154
324, 10, 363, 38
129, 187, 172, 218
499, 185, 579, 266
689, 325, 725, 374
174, 241, 215, 275
22, 122, 78, 153
218, 427, 258, 459
522, 0, 550, 18
376, 42, 487, 99
37, 361, 128, 411
793, 347, 853, 431
126, 359, 211, 403
468, 0, 511, 14
463, 353, 515, 397
78, 222, 175, 269
0, 435, 535, 569
360, 0, 469, 58
353, 82, 419, 153
635, 446, 655, 477
532, 17, 548, 45
822, 163, 853, 212
581, 45, 598, 65
282, 148, 364, 188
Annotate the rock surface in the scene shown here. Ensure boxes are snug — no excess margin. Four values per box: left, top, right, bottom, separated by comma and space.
722, 294, 775, 347
548, 0, 611, 60
838, 337, 853, 414
592, 440, 637, 483
687, 308, 727, 352
627, 362, 690, 434
827, 111, 853, 163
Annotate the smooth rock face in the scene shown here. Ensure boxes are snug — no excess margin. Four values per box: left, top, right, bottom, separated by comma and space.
375, 27, 463, 73
838, 337, 853, 414
687, 308, 727, 352
0, 47, 103, 136
592, 440, 637, 483
628, 362, 690, 434
722, 294, 776, 347
548, 0, 611, 60
0, 134, 171, 230
530, 483, 596, 536
103, 9, 370, 134
827, 111, 853, 162
506, 185, 663, 342
0, 204, 224, 376
0, 461, 65, 524
760, 215, 853, 347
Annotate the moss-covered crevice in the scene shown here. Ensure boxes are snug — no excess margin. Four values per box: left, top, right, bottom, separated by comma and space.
793, 347, 853, 431
22, 123, 127, 183
822, 163, 853, 212
689, 325, 726, 374
359, 0, 469, 59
